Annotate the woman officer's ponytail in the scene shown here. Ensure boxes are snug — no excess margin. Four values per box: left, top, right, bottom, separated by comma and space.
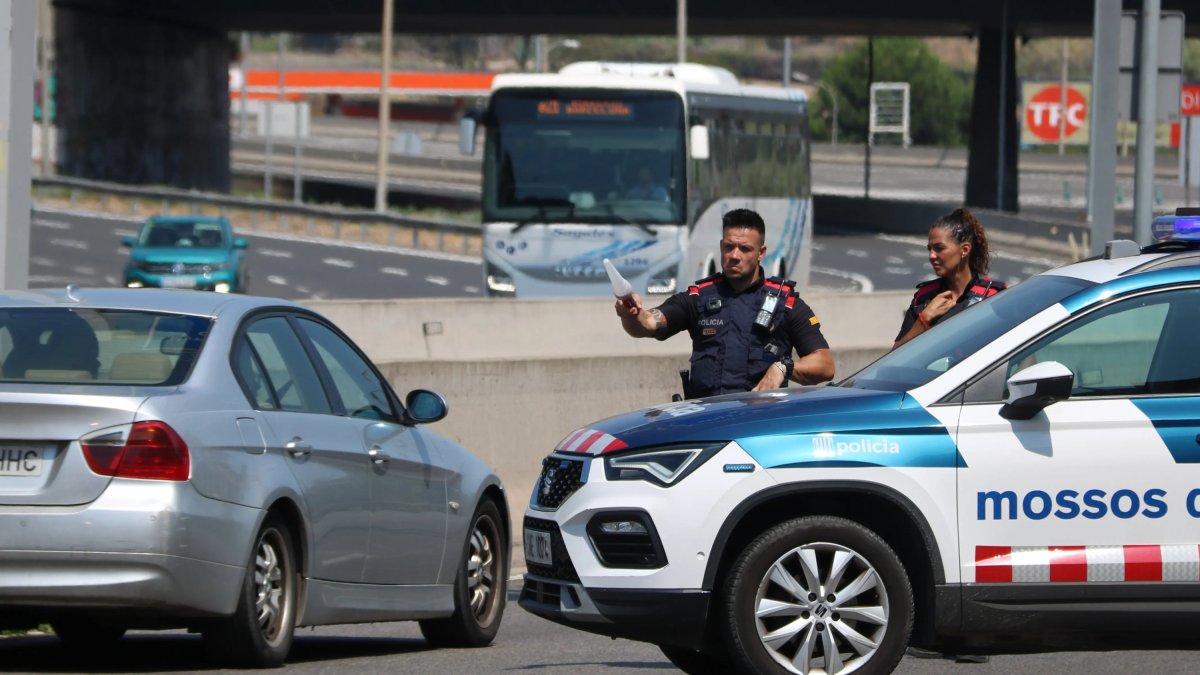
932, 207, 990, 276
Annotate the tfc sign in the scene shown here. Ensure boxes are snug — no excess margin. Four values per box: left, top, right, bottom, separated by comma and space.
1183, 84, 1200, 117
1022, 82, 1091, 146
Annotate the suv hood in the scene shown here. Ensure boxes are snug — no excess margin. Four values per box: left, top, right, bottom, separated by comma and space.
557, 386, 961, 469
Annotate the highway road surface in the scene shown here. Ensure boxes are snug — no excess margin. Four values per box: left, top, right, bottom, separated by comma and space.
29, 207, 1065, 300
0, 581, 1194, 674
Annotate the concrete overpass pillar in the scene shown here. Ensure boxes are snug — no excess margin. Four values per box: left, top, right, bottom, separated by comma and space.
55, 8, 230, 191
965, 26, 1019, 212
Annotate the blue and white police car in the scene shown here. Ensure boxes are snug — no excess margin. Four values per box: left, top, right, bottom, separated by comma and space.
520, 216, 1200, 674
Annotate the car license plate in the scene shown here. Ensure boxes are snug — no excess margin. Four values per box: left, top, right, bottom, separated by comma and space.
524, 529, 553, 566
0, 445, 45, 476
161, 276, 195, 289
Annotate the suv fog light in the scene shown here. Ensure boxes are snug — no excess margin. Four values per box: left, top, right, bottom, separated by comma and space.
214, 282, 231, 293
598, 520, 648, 535
126, 281, 143, 288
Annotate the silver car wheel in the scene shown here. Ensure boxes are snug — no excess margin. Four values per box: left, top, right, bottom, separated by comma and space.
253, 529, 287, 643
754, 542, 889, 675
466, 518, 497, 619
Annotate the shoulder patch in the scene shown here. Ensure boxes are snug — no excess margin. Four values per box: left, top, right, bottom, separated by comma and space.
912, 279, 942, 305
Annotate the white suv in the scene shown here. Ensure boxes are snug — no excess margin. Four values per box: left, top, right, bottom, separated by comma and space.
520, 217, 1200, 674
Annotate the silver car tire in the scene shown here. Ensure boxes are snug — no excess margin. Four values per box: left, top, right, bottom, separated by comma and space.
419, 499, 507, 647
724, 516, 913, 675
203, 514, 298, 667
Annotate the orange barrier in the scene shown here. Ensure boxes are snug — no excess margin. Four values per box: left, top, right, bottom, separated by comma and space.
230, 69, 496, 99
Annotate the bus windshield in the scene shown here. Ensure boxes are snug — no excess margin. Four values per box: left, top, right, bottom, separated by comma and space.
484, 89, 686, 225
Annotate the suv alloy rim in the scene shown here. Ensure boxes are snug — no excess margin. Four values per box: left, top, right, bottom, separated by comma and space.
754, 542, 889, 674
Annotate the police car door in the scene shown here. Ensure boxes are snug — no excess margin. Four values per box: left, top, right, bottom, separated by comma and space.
953, 285, 1200, 624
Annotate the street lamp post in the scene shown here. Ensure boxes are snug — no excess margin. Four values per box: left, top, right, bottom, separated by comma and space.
793, 72, 838, 146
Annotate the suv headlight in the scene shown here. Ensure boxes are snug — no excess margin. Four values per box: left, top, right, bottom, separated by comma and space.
484, 261, 515, 297
603, 443, 725, 487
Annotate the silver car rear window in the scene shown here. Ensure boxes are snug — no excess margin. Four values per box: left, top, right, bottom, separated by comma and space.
0, 308, 210, 385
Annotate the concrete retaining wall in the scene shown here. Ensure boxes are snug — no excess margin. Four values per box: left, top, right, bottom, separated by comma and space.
307, 292, 900, 537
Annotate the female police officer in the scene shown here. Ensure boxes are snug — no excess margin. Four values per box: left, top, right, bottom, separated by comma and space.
614, 208, 834, 398
893, 207, 1006, 349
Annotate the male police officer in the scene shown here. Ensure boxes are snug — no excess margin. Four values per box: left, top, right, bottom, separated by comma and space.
615, 208, 834, 398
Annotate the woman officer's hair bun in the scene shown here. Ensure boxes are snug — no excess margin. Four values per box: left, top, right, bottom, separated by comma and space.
932, 207, 990, 276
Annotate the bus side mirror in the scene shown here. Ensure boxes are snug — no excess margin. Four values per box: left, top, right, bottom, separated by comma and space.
689, 125, 710, 160
459, 117, 477, 156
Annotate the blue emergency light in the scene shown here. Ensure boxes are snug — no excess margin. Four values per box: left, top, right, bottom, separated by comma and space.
1150, 214, 1200, 241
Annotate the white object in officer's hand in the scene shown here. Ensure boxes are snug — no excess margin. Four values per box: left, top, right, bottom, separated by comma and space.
604, 258, 638, 314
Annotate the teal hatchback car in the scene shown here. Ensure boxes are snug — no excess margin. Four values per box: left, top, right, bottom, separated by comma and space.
122, 216, 249, 293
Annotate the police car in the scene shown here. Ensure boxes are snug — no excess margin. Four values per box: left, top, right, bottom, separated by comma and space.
520, 215, 1200, 674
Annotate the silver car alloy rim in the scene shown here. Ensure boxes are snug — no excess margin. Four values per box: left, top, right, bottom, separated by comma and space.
754, 542, 889, 675
466, 518, 497, 622
254, 532, 286, 643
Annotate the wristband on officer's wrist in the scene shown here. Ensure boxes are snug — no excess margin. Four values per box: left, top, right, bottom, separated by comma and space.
917, 313, 931, 330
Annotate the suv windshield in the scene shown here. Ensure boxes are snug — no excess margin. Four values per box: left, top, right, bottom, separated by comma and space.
0, 309, 210, 385
841, 274, 1095, 393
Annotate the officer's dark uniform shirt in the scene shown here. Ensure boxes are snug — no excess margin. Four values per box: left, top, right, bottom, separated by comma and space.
895, 275, 1007, 342
655, 269, 829, 397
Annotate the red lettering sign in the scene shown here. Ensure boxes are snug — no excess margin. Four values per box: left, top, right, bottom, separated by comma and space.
1182, 84, 1200, 117
1025, 85, 1088, 142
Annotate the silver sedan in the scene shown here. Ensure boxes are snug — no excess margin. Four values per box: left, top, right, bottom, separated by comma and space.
0, 287, 509, 666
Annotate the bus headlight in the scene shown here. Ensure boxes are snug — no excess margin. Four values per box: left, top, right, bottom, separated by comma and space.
647, 265, 678, 295
484, 262, 515, 297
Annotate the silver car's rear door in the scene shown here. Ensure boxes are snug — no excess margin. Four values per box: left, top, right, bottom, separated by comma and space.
0, 390, 142, 506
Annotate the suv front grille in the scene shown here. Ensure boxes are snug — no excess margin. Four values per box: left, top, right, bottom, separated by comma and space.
523, 516, 579, 582
533, 455, 585, 509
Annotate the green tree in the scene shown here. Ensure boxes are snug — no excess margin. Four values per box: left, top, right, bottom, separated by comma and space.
810, 38, 972, 146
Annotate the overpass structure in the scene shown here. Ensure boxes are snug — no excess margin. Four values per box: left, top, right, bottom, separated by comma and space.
48, 0, 1200, 210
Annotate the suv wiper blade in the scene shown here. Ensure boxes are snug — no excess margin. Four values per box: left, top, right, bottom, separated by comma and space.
512, 198, 575, 234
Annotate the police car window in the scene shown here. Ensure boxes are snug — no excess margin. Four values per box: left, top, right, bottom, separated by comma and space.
243, 317, 331, 414
842, 275, 1094, 393
295, 318, 397, 423
1002, 294, 1170, 398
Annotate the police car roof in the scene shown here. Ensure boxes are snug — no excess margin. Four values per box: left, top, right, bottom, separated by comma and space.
1042, 240, 1200, 285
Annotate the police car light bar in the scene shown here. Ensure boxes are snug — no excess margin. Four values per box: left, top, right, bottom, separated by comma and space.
1151, 214, 1200, 241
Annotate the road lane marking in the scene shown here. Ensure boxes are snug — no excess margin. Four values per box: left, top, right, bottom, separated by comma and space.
50, 238, 88, 249
267, 275, 288, 285
30, 257, 54, 267
463, 285, 480, 294
846, 249, 868, 258
73, 266, 95, 275
884, 266, 913, 275
323, 258, 355, 268
381, 267, 409, 276
260, 249, 294, 258
33, 219, 70, 229
425, 276, 449, 286
812, 266, 874, 294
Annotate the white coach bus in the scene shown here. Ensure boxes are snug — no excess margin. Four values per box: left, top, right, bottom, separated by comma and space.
460, 61, 812, 298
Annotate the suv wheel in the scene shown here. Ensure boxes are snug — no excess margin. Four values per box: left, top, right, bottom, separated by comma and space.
723, 516, 913, 675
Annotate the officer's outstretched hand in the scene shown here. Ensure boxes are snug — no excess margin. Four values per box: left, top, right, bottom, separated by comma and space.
614, 292, 643, 318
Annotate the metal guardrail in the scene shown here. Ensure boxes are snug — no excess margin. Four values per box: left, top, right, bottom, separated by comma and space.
31, 175, 482, 256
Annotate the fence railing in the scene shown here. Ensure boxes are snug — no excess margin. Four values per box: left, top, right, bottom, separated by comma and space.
31, 175, 482, 257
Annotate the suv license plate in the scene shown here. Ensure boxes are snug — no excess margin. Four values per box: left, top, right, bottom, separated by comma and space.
0, 445, 45, 476
524, 529, 553, 566
161, 276, 196, 289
